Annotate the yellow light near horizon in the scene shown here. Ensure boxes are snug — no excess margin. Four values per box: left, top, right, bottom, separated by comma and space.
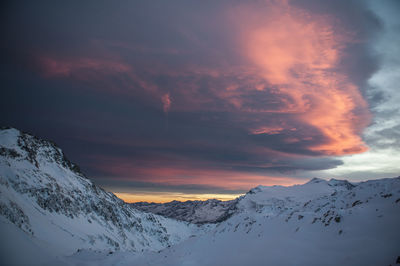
113, 192, 243, 203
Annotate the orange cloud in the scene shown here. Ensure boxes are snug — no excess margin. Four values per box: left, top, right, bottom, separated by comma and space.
230, 0, 370, 155
36, 0, 371, 158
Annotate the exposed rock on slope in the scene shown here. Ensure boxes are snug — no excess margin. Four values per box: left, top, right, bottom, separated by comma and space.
0, 127, 195, 258
131, 198, 238, 224
118, 176, 400, 266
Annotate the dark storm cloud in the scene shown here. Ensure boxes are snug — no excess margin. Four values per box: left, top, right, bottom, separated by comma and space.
0, 0, 388, 193
232, 157, 343, 173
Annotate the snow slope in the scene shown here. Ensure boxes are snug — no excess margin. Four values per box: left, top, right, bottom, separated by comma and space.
56, 177, 400, 266
0, 127, 198, 265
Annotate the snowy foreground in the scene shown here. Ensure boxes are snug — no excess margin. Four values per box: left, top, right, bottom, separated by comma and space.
1, 127, 400, 266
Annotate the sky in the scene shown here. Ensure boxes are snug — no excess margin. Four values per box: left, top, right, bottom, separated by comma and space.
1, 0, 400, 202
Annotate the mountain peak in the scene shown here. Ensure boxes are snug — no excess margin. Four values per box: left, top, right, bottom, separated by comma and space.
306, 177, 327, 184
328, 178, 355, 189
0, 127, 82, 175
247, 185, 266, 195
1, 127, 194, 254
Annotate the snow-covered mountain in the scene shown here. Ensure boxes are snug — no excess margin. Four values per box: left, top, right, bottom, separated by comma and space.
1, 127, 400, 266
0, 127, 198, 265
131, 198, 238, 224
58, 176, 400, 266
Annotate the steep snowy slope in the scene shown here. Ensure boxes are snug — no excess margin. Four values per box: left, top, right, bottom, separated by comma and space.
59, 176, 400, 266
131, 198, 238, 224
0, 127, 198, 265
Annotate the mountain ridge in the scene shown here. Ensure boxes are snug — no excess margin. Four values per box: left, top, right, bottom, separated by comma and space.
0, 127, 198, 261
1, 127, 399, 265
131, 198, 238, 224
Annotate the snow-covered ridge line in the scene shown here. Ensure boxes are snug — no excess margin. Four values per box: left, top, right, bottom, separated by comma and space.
62, 174, 400, 266
130, 176, 385, 224
0, 127, 198, 259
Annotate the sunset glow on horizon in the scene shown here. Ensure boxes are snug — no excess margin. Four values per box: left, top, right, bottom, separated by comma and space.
113, 175, 305, 203
114, 192, 244, 203
2, 0, 400, 202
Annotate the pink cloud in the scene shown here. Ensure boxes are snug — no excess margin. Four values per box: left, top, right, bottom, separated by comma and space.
228, 0, 371, 155
162, 93, 171, 113
38, 56, 132, 78
35, 0, 371, 157
251, 126, 285, 135
90, 155, 304, 190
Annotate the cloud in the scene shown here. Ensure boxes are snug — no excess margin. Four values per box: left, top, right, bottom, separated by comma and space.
25, 1, 373, 159
162, 93, 171, 113
251, 126, 286, 135
314, 0, 400, 180
228, 0, 371, 155
1, 0, 389, 196
94, 178, 247, 195
363, 0, 400, 149
38, 56, 132, 78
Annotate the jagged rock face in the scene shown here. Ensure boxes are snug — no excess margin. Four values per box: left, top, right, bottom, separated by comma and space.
0, 128, 194, 255
131, 198, 238, 224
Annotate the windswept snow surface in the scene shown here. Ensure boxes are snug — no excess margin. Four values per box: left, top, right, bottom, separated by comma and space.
1, 127, 400, 265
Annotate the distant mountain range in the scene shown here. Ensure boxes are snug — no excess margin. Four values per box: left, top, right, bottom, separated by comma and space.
1, 127, 399, 266
131, 198, 238, 224
130, 178, 357, 224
